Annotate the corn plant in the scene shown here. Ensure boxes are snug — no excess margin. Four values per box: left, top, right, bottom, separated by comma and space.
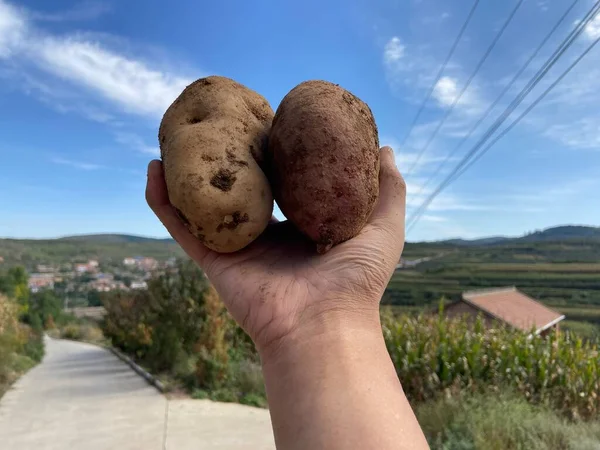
382, 310, 600, 419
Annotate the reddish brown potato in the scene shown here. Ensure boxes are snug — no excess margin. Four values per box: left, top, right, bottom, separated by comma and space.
159, 76, 274, 253
268, 80, 380, 253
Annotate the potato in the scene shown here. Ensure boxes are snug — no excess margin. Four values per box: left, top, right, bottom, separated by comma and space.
159, 76, 274, 253
268, 80, 380, 253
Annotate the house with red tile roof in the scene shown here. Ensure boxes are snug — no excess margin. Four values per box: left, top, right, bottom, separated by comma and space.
445, 286, 565, 336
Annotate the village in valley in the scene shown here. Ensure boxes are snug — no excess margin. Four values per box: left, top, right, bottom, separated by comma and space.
25, 255, 177, 306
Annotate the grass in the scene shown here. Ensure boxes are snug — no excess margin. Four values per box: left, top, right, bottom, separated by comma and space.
416, 391, 600, 450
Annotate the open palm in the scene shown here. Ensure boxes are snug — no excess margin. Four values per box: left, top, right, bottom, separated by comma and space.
146, 147, 406, 352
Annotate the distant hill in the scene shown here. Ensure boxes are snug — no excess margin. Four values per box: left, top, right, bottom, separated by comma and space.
58, 234, 175, 244
0, 234, 183, 269
440, 225, 600, 246
442, 237, 510, 246
518, 226, 600, 242
1, 225, 598, 271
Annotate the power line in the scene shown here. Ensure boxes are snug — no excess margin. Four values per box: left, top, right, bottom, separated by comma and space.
407, 2, 600, 232
410, 0, 580, 204
404, 0, 526, 178
454, 36, 599, 180
408, 0, 600, 230
398, 0, 481, 150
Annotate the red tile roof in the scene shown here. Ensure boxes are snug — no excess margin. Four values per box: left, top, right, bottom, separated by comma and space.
462, 287, 564, 333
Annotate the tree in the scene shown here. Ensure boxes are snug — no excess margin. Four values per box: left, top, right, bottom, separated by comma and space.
26, 291, 63, 330
87, 290, 102, 307
0, 266, 29, 303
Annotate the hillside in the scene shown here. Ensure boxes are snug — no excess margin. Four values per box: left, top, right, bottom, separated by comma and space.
0, 235, 184, 269
58, 234, 175, 244
389, 227, 600, 320
437, 225, 600, 247
1, 225, 598, 269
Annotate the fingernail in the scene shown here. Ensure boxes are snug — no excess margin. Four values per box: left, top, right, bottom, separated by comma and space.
381, 146, 395, 161
147, 160, 160, 177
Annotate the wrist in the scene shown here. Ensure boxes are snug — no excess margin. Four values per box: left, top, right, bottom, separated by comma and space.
257, 302, 383, 368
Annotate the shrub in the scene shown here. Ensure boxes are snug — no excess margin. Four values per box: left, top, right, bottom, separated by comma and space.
231, 360, 265, 397
240, 392, 268, 408
191, 389, 210, 400
0, 294, 44, 397
210, 388, 238, 403
101, 260, 269, 404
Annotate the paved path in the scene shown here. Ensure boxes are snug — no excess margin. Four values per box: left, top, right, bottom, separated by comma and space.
0, 337, 275, 450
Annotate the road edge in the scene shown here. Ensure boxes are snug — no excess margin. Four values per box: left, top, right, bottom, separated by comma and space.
109, 347, 166, 393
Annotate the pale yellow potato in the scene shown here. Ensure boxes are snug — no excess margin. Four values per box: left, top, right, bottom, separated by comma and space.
159, 76, 274, 253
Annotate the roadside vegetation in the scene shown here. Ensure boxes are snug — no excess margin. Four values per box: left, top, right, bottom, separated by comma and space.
417, 392, 600, 450
0, 268, 44, 397
101, 260, 265, 407
98, 261, 600, 447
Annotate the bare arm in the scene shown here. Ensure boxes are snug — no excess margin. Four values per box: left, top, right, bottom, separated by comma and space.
146, 146, 429, 450
261, 312, 428, 449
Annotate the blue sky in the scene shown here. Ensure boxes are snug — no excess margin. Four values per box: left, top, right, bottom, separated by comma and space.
1, 0, 599, 241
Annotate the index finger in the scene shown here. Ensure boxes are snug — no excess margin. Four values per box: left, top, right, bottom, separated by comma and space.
145, 160, 214, 267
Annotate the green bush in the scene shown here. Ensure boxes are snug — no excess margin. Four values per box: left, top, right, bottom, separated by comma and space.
231, 360, 265, 397
240, 392, 268, 408
102, 260, 267, 405
210, 388, 238, 403
1, 294, 44, 397
22, 333, 44, 362
191, 389, 210, 400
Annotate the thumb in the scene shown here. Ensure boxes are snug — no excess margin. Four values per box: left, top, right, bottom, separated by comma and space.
368, 146, 406, 239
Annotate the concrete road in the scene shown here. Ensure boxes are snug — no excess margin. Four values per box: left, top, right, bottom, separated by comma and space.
0, 337, 275, 450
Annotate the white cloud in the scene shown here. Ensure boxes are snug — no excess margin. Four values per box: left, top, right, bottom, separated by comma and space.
421, 214, 448, 223
115, 132, 160, 156
383, 36, 405, 64
432, 76, 459, 107
52, 157, 105, 171
543, 118, 600, 150
382, 36, 483, 120
0, 0, 193, 118
584, 14, 600, 40
0, 0, 25, 57
33, 37, 190, 117
380, 135, 458, 176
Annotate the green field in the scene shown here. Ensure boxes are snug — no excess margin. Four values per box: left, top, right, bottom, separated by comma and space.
387, 235, 600, 331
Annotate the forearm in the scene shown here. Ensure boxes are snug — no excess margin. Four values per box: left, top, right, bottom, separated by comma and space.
259, 309, 429, 450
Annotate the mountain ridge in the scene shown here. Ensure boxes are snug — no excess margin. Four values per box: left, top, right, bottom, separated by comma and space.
3, 225, 599, 246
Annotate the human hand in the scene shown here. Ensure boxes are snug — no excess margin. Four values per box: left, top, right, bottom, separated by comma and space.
145, 146, 406, 357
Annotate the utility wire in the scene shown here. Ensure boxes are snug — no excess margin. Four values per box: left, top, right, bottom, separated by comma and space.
454, 37, 600, 180
404, 0, 526, 178
407, 2, 600, 232
398, 0, 481, 150
411, 0, 580, 204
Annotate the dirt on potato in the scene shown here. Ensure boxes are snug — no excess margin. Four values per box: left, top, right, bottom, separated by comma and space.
268, 80, 380, 252
159, 76, 274, 253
